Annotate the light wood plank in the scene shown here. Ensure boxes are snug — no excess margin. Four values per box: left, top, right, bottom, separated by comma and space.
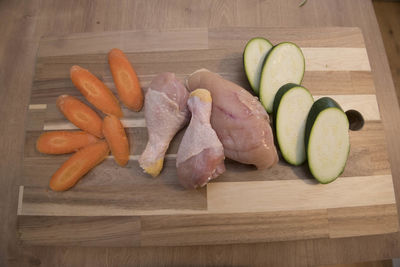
314, 94, 381, 121
303, 48, 371, 71
28, 104, 47, 110
207, 175, 396, 213
17, 186, 24, 216
38, 28, 209, 57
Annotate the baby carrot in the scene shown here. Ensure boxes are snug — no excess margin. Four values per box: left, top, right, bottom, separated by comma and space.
102, 115, 129, 166
108, 48, 144, 111
70, 65, 123, 118
49, 140, 110, 191
36, 131, 99, 154
57, 95, 104, 138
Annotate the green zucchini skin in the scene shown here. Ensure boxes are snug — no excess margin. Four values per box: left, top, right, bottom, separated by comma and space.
305, 97, 350, 184
243, 37, 273, 94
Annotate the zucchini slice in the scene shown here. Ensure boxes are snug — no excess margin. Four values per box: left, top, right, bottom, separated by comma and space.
243, 37, 273, 94
305, 97, 350, 184
273, 83, 314, 165
259, 42, 305, 113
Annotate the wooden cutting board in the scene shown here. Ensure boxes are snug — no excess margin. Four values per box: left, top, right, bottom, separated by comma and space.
18, 27, 399, 247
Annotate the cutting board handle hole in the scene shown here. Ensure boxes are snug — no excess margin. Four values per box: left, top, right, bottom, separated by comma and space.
346, 109, 364, 131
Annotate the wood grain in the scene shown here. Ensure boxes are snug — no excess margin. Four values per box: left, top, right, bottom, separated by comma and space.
374, 1, 400, 107
38, 28, 209, 57
18, 216, 141, 247
303, 48, 371, 71
328, 204, 399, 238
207, 175, 396, 213
208, 27, 366, 49
2, 0, 400, 266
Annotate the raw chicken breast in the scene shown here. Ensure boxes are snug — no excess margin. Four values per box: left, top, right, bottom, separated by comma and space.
186, 69, 278, 169
139, 72, 190, 177
176, 89, 225, 189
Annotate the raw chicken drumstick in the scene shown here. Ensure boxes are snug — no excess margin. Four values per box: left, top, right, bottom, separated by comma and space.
139, 72, 190, 177
176, 89, 225, 189
186, 69, 278, 169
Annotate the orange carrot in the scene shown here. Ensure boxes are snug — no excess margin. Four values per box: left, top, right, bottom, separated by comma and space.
70, 65, 123, 117
36, 131, 99, 154
57, 95, 104, 138
102, 115, 129, 166
49, 140, 109, 191
108, 48, 144, 111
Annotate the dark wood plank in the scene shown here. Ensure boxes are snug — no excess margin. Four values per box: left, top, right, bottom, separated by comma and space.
20, 183, 207, 216
328, 204, 399, 238
141, 210, 329, 246
18, 216, 141, 247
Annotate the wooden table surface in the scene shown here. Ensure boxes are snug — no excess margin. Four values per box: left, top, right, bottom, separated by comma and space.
1, 0, 400, 266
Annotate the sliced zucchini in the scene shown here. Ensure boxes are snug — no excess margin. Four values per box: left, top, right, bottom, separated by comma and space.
305, 97, 350, 184
243, 37, 273, 94
259, 42, 305, 113
273, 83, 314, 165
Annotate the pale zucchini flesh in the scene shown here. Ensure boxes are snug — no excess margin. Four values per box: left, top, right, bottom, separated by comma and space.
273, 84, 314, 165
259, 42, 305, 113
243, 38, 273, 94
305, 98, 350, 184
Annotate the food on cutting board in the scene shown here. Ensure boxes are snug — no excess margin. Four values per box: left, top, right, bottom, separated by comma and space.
187, 69, 278, 169
259, 42, 305, 113
243, 37, 273, 94
49, 140, 110, 191
273, 83, 314, 165
108, 48, 144, 111
57, 95, 104, 138
70, 65, 123, 118
103, 115, 130, 166
139, 72, 190, 177
37, 37, 354, 191
36, 131, 99, 155
305, 97, 350, 184
176, 89, 225, 189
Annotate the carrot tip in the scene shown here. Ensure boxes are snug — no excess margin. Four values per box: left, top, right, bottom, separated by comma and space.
109, 48, 122, 54
70, 65, 83, 73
